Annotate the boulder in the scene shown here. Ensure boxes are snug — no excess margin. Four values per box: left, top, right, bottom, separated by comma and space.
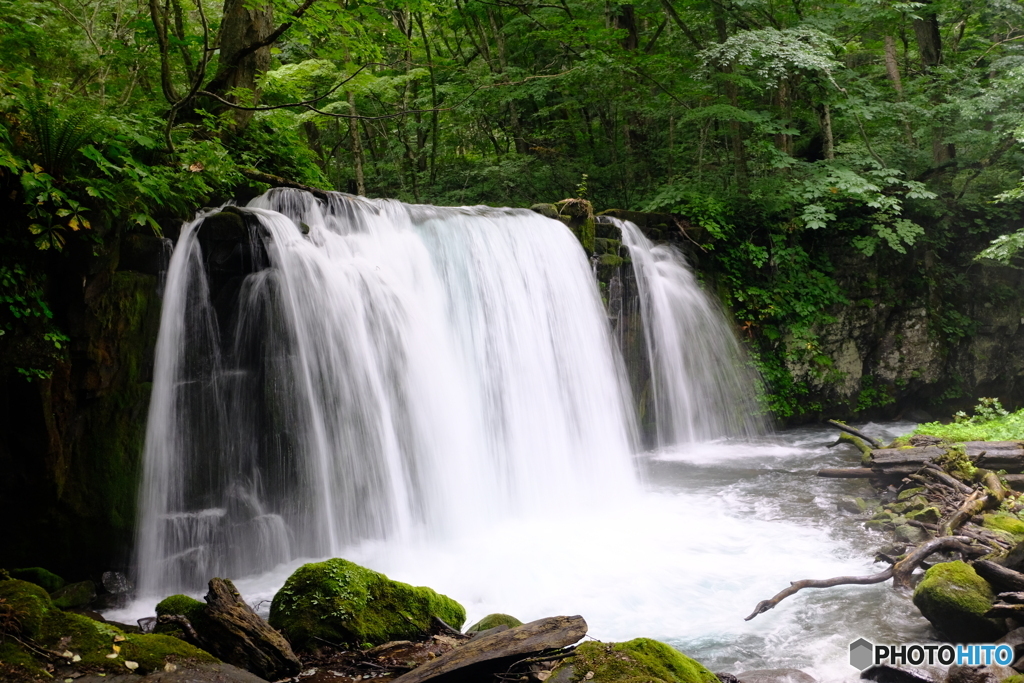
9, 567, 65, 593
912, 561, 1007, 641
0, 579, 217, 681
465, 613, 523, 633
860, 664, 934, 682
51, 580, 97, 609
268, 558, 466, 650
547, 638, 719, 683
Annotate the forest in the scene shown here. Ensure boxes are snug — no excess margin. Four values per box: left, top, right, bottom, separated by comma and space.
2, 0, 1024, 417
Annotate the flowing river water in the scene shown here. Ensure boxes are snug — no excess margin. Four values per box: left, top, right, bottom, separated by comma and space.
112, 422, 935, 683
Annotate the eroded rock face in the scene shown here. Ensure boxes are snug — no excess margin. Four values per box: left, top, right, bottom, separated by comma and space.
268, 558, 466, 651
912, 561, 1007, 642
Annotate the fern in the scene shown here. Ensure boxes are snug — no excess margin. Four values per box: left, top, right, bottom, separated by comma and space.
23, 92, 100, 177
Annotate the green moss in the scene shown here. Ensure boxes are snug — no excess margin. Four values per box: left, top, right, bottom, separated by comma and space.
0, 640, 47, 681
465, 613, 523, 632
155, 594, 210, 638
1002, 676, 1024, 683
912, 561, 1005, 641
982, 513, 1024, 537
935, 446, 977, 482
0, 579, 53, 638
549, 639, 718, 683
269, 558, 466, 650
907, 507, 941, 524
120, 633, 217, 673
50, 580, 96, 609
897, 487, 925, 501
9, 568, 65, 593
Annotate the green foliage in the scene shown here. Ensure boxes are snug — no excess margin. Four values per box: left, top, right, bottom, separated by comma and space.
915, 398, 1024, 442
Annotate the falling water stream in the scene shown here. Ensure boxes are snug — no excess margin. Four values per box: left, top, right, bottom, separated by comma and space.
114, 189, 933, 682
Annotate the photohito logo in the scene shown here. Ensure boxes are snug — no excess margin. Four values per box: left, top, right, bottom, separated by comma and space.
849, 639, 1014, 670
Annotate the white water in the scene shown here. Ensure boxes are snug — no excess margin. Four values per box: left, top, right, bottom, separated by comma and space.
123, 190, 931, 681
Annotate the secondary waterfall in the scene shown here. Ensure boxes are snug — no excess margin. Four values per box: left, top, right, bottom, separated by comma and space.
135, 189, 758, 596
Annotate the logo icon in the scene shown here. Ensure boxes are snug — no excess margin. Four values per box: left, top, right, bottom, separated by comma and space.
850, 638, 873, 670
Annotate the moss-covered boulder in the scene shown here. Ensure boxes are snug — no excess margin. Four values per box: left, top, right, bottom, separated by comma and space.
9, 568, 65, 593
269, 558, 466, 650
0, 579, 216, 681
548, 639, 718, 683
983, 513, 1024, 537
912, 561, 1007, 641
50, 580, 97, 609
466, 613, 523, 632
154, 593, 210, 639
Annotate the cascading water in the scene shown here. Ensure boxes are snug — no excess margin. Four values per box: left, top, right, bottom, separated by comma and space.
137, 189, 671, 596
615, 219, 764, 446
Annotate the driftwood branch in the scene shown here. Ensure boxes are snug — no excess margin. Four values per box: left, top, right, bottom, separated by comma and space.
827, 420, 883, 450
744, 536, 974, 621
241, 169, 333, 201
157, 614, 203, 646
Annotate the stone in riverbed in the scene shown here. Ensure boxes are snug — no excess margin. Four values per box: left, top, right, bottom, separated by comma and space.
268, 557, 466, 651
894, 524, 931, 544
912, 561, 1007, 642
465, 613, 523, 632
546, 638, 719, 683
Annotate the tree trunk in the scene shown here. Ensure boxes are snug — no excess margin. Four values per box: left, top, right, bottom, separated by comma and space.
208, 0, 273, 131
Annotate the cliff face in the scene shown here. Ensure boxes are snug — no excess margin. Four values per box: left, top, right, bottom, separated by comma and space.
0, 230, 165, 579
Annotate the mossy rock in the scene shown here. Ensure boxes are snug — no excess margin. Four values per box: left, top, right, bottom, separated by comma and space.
51, 580, 96, 609
897, 487, 925, 501
912, 561, 1006, 641
548, 638, 718, 683
907, 507, 941, 524
155, 593, 211, 638
269, 558, 466, 650
983, 513, 1024, 537
0, 579, 216, 679
466, 613, 523, 632
9, 568, 65, 593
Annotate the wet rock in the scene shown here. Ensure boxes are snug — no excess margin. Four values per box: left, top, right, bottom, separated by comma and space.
735, 668, 816, 683
945, 664, 1019, 683
895, 524, 931, 544
465, 613, 523, 632
51, 580, 98, 609
102, 570, 133, 595
998, 627, 1024, 661
545, 636, 717, 683
838, 498, 870, 514
269, 558, 466, 650
908, 507, 942, 524
861, 664, 935, 682
912, 561, 1007, 642
9, 567, 66, 593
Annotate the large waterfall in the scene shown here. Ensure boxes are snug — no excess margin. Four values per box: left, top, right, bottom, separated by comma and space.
135, 189, 758, 596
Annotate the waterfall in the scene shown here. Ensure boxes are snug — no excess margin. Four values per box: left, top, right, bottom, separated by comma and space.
136, 189, 641, 596
615, 219, 764, 446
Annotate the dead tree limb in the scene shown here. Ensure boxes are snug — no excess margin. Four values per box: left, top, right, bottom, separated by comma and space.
240, 169, 333, 201
744, 536, 974, 621
827, 420, 883, 450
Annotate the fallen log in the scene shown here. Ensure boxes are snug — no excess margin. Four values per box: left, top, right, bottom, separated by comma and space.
200, 577, 301, 681
744, 536, 975, 621
827, 420, 884, 449
922, 464, 974, 495
390, 616, 587, 683
974, 560, 1024, 593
